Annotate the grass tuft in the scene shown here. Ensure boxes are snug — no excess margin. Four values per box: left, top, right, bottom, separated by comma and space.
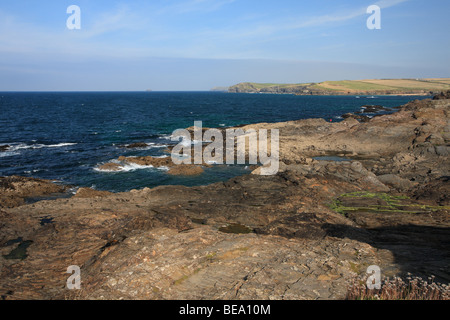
346, 274, 449, 300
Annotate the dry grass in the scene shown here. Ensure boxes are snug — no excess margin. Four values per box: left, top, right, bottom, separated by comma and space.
424, 78, 450, 85
346, 274, 450, 300
360, 79, 450, 90
315, 80, 395, 92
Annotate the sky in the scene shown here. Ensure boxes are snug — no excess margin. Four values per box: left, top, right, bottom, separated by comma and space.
0, 0, 449, 91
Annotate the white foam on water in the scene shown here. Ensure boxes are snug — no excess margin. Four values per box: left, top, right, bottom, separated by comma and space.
119, 163, 155, 172
69, 187, 79, 195
23, 169, 42, 174
177, 138, 203, 147
179, 139, 192, 147
124, 142, 168, 149
158, 134, 173, 140
45, 143, 77, 148
8, 142, 77, 151
94, 160, 155, 173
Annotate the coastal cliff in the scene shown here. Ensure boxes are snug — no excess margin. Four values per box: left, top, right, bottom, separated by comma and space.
0, 93, 449, 300
228, 78, 450, 96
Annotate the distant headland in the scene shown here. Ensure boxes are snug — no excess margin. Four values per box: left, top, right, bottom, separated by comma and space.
225, 78, 450, 96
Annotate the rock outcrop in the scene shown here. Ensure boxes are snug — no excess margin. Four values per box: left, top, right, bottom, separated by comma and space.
0, 176, 69, 208
341, 113, 370, 122
432, 90, 450, 100
0, 94, 449, 300
123, 142, 149, 149
97, 156, 205, 176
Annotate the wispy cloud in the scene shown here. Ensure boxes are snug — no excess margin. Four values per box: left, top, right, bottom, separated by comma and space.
83, 5, 143, 37
0, 0, 435, 65
173, 0, 412, 59
230, 0, 411, 36
156, 0, 237, 15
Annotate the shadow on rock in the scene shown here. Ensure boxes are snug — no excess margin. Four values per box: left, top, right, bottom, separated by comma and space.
322, 223, 450, 283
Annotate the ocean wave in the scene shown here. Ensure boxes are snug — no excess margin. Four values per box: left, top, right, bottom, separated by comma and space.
23, 169, 43, 174
151, 144, 168, 148
8, 142, 77, 151
121, 142, 168, 149
45, 143, 78, 148
0, 151, 20, 157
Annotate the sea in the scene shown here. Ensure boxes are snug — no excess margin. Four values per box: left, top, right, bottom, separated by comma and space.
0, 92, 428, 192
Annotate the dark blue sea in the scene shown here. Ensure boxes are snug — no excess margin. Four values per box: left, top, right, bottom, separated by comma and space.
0, 92, 428, 192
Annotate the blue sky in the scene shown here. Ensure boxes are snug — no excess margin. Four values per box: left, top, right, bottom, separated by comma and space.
0, 0, 449, 90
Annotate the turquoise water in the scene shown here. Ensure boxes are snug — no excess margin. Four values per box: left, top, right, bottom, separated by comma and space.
0, 92, 428, 192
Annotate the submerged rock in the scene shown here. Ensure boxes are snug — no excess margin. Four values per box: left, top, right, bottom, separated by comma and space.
98, 156, 205, 176
97, 162, 123, 171
119, 156, 172, 167
0, 145, 10, 152
123, 142, 149, 149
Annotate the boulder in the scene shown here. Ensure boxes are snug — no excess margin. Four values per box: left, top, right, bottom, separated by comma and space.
425, 134, 445, 145
376, 174, 416, 191
435, 146, 449, 156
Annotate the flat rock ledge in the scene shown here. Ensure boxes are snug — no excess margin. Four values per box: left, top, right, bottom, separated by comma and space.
0, 95, 449, 300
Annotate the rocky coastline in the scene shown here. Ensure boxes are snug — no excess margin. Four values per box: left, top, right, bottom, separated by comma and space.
0, 94, 449, 300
